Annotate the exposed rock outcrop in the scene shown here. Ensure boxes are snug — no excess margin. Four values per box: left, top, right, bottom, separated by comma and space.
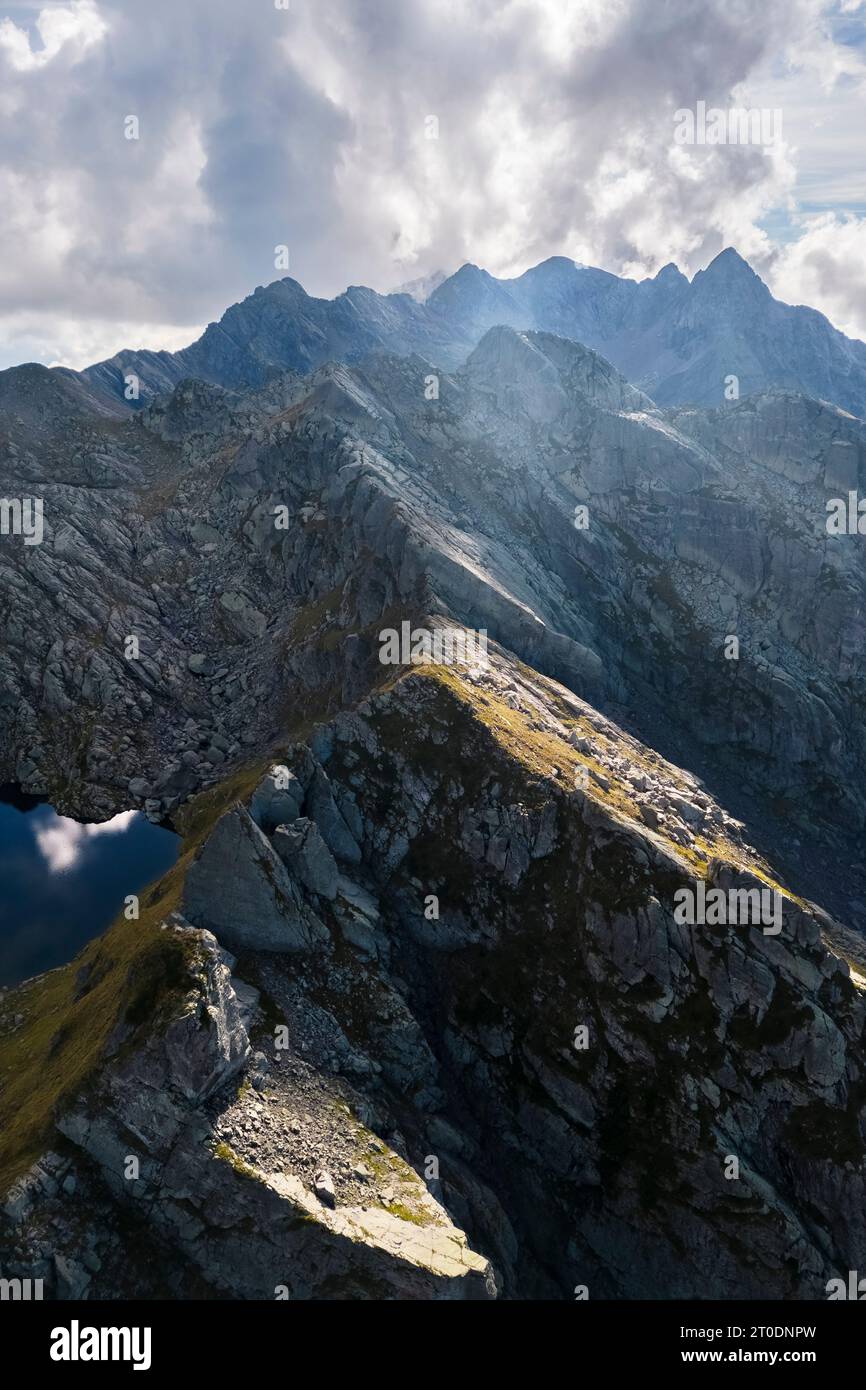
182, 804, 329, 954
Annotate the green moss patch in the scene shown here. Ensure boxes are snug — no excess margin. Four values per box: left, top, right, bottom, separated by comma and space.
0, 858, 196, 1194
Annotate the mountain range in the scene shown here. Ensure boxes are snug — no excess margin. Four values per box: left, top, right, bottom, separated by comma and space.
1, 249, 866, 1301
64, 247, 866, 418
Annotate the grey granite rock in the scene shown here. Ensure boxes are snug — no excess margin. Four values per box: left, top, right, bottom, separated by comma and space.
250, 767, 304, 832
307, 767, 362, 865
182, 805, 327, 953
273, 817, 339, 900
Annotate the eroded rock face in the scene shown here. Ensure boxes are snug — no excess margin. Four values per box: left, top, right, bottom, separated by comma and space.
5, 659, 864, 1300
56, 926, 253, 1174
213, 662, 866, 1300
182, 804, 328, 953
273, 818, 339, 900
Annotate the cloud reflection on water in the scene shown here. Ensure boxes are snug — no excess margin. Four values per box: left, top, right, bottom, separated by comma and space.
33, 809, 138, 872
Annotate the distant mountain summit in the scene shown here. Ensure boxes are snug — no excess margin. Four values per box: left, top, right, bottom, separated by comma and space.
28, 247, 866, 420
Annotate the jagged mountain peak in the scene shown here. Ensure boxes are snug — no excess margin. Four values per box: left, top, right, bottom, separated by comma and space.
425, 261, 491, 299
71, 244, 866, 417
443, 260, 492, 282
250, 274, 310, 298
426, 261, 517, 315
524, 255, 581, 276
705, 245, 754, 273
692, 245, 770, 299
465, 322, 598, 372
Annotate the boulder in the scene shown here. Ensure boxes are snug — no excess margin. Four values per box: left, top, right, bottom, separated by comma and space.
250, 767, 304, 832
314, 1170, 336, 1208
182, 804, 327, 953
307, 766, 362, 864
273, 817, 339, 900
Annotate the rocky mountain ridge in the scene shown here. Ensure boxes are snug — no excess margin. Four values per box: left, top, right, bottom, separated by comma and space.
42, 246, 866, 418
2, 276, 866, 1299
1, 326, 863, 901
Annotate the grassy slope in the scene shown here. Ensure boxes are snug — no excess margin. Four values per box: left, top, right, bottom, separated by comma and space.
419, 664, 801, 897
0, 760, 270, 1195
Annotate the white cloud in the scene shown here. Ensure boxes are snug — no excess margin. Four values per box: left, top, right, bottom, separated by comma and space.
34, 808, 137, 872
1, 308, 202, 371
762, 212, 866, 340
0, 0, 106, 72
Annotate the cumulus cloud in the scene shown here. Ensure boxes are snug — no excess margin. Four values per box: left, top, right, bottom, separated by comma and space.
0, 0, 105, 71
35, 808, 137, 872
762, 213, 866, 340
0, 0, 864, 367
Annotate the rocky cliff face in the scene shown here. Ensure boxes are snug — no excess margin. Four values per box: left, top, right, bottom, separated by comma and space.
2, 277, 866, 1299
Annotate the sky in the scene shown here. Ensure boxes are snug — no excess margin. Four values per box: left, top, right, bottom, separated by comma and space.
0, 0, 865, 370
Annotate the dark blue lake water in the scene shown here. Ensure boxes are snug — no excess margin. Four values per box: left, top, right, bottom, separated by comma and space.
0, 786, 179, 988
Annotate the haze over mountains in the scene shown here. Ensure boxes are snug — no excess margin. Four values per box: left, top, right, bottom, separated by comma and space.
58, 247, 866, 419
